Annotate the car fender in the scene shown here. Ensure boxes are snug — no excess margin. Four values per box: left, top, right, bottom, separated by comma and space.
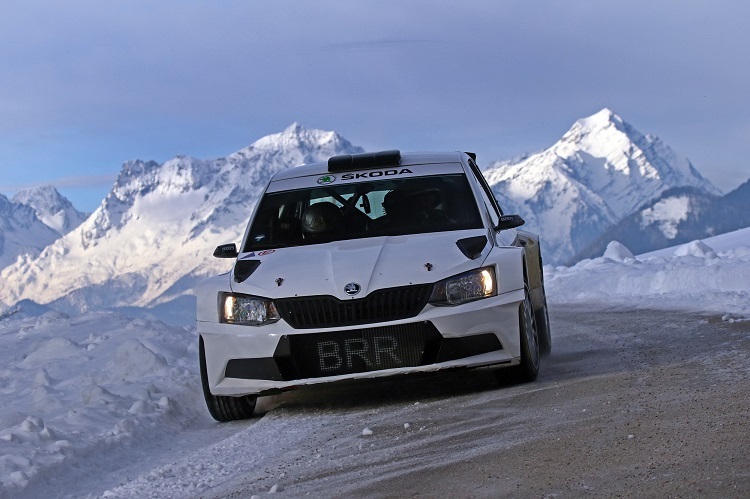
196, 273, 231, 323
482, 245, 525, 296
515, 229, 545, 311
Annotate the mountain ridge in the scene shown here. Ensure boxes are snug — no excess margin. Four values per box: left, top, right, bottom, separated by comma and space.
2, 112, 739, 320
0, 125, 363, 314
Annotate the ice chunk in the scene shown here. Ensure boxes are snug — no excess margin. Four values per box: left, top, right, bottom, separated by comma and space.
673, 240, 716, 258
602, 241, 635, 262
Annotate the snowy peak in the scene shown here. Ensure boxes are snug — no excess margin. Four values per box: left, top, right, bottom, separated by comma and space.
484, 108, 719, 264
12, 185, 88, 236
573, 107, 620, 129
554, 108, 717, 216
563, 107, 635, 148
0, 193, 61, 270
231, 123, 361, 165
564, 107, 636, 144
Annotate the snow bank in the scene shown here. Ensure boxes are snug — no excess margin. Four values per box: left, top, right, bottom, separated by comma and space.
0, 311, 204, 495
546, 227, 750, 319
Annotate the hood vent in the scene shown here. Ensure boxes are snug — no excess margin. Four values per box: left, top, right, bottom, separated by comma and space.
234, 260, 261, 283
456, 236, 488, 260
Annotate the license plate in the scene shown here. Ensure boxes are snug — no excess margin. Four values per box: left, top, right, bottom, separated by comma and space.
286, 323, 437, 378
316, 335, 404, 373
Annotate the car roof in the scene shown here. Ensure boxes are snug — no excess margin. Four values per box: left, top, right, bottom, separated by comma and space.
270, 151, 468, 182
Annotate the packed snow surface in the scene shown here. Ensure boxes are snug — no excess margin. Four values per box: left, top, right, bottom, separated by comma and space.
1, 227, 749, 496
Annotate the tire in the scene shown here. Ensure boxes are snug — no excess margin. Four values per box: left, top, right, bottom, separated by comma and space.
199, 337, 257, 422
536, 290, 552, 356
496, 286, 540, 384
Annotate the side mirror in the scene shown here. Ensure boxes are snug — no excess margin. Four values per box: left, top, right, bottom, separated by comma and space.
495, 214, 525, 231
213, 243, 239, 259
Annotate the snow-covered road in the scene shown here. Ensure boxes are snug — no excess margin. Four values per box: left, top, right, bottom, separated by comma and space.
12, 305, 749, 498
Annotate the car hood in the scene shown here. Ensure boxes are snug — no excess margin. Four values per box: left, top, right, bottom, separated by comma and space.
231, 229, 489, 300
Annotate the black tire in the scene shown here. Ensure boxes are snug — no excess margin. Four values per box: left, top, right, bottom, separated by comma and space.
496, 286, 540, 385
536, 290, 552, 356
199, 337, 257, 422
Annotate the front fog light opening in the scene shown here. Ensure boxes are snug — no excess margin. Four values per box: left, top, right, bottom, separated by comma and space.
220, 293, 280, 326
429, 266, 497, 306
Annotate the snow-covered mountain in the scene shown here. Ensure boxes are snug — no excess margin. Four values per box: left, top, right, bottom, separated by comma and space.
0, 112, 730, 316
0, 186, 86, 271
573, 178, 750, 261
12, 185, 89, 236
0, 124, 362, 315
0, 193, 63, 269
483, 108, 718, 264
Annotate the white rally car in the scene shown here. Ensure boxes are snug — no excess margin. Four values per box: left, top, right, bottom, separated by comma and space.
197, 150, 551, 421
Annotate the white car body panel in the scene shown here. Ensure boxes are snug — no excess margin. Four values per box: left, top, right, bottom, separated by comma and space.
229, 229, 492, 300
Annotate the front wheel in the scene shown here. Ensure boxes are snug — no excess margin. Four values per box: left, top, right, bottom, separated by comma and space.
200, 337, 257, 422
496, 286, 539, 384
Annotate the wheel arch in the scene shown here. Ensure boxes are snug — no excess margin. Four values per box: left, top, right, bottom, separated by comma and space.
514, 231, 552, 356
514, 230, 544, 308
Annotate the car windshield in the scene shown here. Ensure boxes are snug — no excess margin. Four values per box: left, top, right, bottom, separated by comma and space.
244, 174, 483, 251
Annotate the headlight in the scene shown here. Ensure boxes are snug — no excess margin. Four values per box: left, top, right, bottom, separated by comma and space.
429, 266, 497, 306
219, 293, 280, 326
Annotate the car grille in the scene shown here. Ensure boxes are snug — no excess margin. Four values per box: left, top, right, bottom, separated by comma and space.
274, 284, 433, 329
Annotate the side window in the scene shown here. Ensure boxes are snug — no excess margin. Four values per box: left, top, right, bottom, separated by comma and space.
467, 159, 503, 226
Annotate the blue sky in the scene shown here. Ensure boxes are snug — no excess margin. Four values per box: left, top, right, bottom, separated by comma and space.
1, 1, 749, 212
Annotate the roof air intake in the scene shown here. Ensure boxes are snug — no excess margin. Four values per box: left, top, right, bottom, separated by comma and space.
328, 150, 401, 173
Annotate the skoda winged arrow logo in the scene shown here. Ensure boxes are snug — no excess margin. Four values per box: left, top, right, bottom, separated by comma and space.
317, 174, 336, 185
344, 282, 361, 296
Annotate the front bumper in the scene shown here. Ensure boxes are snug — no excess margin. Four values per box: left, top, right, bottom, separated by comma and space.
199, 288, 524, 396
